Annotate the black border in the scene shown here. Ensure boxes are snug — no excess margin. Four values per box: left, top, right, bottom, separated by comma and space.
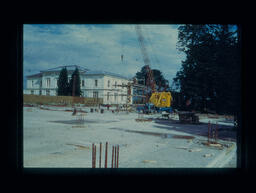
6, 12, 253, 184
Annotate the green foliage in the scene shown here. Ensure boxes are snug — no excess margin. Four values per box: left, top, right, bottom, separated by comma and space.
57, 67, 69, 96
173, 24, 240, 115
135, 65, 169, 91
68, 67, 81, 97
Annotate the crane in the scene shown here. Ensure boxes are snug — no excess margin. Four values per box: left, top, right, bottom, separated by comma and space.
135, 25, 173, 115
135, 25, 156, 99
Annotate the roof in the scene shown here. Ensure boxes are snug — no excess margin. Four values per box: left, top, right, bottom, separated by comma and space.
26, 65, 130, 80
26, 72, 43, 78
40, 65, 89, 73
85, 70, 130, 80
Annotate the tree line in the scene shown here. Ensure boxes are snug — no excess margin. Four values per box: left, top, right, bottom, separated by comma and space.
134, 24, 241, 116
171, 24, 241, 115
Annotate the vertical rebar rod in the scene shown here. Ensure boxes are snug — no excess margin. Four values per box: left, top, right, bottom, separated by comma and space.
92, 143, 94, 168
216, 122, 218, 141
94, 145, 96, 168
99, 142, 102, 168
105, 142, 108, 168
94, 144, 95, 168
210, 124, 213, 142
114, 146, 117, 168
208, 121, 210, 144
111, 146, 114, 168
117, 145, 119, 168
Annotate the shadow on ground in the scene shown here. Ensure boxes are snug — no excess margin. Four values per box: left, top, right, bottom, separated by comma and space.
49, 119, 118, 124
153, 119, 237, 142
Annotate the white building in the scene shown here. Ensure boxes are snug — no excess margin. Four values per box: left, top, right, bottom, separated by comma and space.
24, 65, 133, 105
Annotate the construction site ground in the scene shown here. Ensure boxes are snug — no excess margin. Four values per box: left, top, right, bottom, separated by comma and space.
23, 105, 237, 168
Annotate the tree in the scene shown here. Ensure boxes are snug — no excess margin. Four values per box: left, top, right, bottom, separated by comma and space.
173, 24, 240, 114
57, 67, 69, 96
68, 67, 81, 96
135, 65, 169, 91
135, 65, 148, 85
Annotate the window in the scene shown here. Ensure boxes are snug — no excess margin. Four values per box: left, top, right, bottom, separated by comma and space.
115, 81, 117, 88
46, 78, 51, 88
31, 90, 34, 95
93, 91, 98, 98
108, 80, 110, 87
82, 80, 85, 87
107, 92, 110, 100
31, 80, 34, 87
39, 90, 42, 95
46, 90, 50, 96
121, 94, 123, 101
40, 80, 42, 87
114, 93, 118, 101
95, 80, 98, 87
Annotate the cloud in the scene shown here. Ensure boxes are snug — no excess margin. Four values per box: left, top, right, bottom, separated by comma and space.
23, 24, 185, 88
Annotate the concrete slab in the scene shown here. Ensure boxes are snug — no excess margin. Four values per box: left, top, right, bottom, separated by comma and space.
23, 106, 237, 168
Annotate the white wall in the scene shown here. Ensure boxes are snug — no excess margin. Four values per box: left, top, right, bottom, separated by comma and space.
42, 75, 58, 89
84, 75, 104, 89
25, 72, 132, 104
27, 78, 42, 89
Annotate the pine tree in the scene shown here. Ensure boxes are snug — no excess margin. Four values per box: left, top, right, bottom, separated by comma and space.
173, 24, 240, 114
57, 67, 69, 96
68, 67, 81, 97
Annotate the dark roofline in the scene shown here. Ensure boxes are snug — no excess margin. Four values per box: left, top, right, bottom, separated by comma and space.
26, 72, 43, 78
85, 70, 130, 80
40, 65, 89, 72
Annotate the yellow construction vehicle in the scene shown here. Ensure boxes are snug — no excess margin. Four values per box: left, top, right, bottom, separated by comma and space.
136, 92, 173, 114
149, 92, 172, 108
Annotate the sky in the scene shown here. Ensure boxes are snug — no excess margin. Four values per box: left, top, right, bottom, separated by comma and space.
23, 24, 186, 89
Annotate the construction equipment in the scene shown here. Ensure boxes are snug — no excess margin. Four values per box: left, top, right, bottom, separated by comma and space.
135, 25, 200, 123
149, 91, 173, 113
178, 111, 199, 124
135, 25, 173, 115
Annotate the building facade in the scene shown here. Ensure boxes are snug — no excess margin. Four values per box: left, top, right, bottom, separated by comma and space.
24, 65, 133, 105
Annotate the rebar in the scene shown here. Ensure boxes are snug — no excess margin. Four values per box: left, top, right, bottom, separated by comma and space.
208, 121, 210, 144
210, 122, 213, 141
92, 142, 119, 168
105, 142, 108, 168
94, 145, 96, 168
115, 146, 117, 168
92, 143, 95, 168
215, 122, 218, 141
111, 146, 114, 168
117, 145, 119, 168
99, 142, 102, 168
